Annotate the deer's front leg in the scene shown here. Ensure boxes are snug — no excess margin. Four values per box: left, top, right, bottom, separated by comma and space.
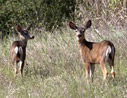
84, 62, 89, 84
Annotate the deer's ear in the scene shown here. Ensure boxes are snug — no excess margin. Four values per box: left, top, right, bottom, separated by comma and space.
17, 25, 22, 32
26, 24, 32, 31
85, 20, 92, 29
69, 22, 77, 30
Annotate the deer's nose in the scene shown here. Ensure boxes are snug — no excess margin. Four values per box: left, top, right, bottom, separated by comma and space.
78, 34, 82, 38
31, 36, 34, 39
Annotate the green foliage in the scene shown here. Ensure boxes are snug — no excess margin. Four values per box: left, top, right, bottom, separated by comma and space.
41, 0, 76, 30
0, 0, 76, 38
0, 0, 126, 38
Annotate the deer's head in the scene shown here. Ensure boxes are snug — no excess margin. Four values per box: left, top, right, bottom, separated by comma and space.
17, 24, 34, 40
69, 20, 92, 40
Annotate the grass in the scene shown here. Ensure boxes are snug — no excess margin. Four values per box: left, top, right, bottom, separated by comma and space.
0, 27, 127, 98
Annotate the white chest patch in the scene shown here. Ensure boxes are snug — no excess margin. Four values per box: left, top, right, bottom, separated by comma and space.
77, 37, 79, 40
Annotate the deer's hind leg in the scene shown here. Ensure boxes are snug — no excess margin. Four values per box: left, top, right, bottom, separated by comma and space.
89, 64, 95, 82
100, 61, 107, 80
13, 61, 18, 78
108, 59, 115, 79
19, 60, 24, 77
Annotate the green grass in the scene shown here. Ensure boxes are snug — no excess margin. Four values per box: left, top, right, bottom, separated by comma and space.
0, 28, 127, 98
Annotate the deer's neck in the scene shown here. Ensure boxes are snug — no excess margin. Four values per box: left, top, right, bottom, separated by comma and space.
20, 38, 27, 48
78, 35, 87, 48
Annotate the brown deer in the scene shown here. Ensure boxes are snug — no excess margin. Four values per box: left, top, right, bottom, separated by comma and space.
69, 20, 115, 83
10, 24, 34, 78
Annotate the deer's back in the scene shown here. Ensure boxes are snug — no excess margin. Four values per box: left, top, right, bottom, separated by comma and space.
79, 40, 115, 64
10, 41, 26, 63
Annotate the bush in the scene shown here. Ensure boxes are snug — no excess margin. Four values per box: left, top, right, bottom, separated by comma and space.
0, 0, 76, 38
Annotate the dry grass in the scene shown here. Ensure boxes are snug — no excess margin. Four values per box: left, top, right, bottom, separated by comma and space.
0, 26, 127, 98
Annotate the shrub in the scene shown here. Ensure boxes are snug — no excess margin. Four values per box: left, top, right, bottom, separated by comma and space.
0, 0, 76, 38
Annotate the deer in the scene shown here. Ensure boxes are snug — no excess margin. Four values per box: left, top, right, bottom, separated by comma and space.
69, 20, 115, 84
10, 24, 34, 78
